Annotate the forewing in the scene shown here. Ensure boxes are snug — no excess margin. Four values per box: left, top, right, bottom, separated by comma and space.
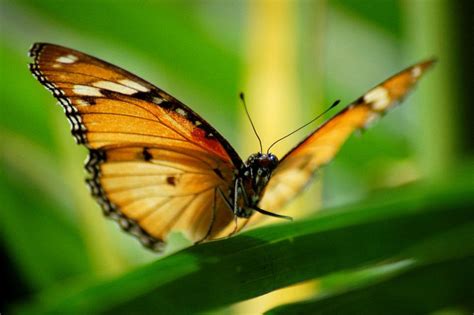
29, 43, 244, 250
259, 60, 436, 212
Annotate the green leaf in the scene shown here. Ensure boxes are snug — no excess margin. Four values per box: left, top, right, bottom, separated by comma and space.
14, 167, 474, 314
266, 224, 474, 315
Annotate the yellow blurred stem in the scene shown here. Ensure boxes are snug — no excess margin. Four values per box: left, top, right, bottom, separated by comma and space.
403, 0, 460, 178
236, 0, 326, 313
241, 0, 299, 159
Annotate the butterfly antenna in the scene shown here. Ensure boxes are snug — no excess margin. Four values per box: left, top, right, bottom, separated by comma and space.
240, 92, 263, 153
266, 99, 340, 154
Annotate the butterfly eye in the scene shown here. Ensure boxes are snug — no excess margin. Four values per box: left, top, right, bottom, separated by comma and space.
268, 154, 279, 168
257, 154, 279, 170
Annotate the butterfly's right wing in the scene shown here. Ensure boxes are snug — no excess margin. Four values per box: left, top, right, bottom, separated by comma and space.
259, 60, 436, 212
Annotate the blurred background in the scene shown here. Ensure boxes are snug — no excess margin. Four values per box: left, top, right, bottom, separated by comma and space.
1, 0, 472, 313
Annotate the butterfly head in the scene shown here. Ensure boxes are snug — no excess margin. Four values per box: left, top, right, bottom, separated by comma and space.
245, 152, 279, 187
246, 152, 278, 170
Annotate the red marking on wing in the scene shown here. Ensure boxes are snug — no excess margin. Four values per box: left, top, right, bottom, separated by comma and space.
191, 128, 229, 161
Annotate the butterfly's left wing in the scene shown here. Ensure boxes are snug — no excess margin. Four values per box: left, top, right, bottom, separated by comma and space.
29, 43, 245, 251
259, 60, 435, 212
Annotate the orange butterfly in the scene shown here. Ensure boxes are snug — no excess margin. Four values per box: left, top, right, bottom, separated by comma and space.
29, 43, 435, 251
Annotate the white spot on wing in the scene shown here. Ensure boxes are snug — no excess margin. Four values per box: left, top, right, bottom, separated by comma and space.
56, 54, 78, 64
73, 85, 103, 97
119, 79, 149, 92
152, 97, 163, 104
176, 108, 187, 116
76, 99, 91, 106
411, 66, 422, 78
364, 86, 391, 112
93, 81, 137, 95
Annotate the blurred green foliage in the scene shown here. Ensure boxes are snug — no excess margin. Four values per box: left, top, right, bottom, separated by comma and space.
1, 0, 472, 314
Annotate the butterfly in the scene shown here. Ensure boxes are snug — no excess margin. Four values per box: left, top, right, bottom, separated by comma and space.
29, 43, 435, 251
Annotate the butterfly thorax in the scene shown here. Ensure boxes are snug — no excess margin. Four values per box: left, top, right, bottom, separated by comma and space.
233, 153, 279, 218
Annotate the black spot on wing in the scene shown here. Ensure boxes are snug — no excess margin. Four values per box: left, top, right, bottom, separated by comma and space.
129, 90, 175, 110
82, 96, 97, 105
98, 89, 114, 98
213, 168, 224, 180
132, 91, 155, 102
159, 100, 174, 110
356, 96, 365, 104
166, 176, 176, 186
143, 147, 152, 161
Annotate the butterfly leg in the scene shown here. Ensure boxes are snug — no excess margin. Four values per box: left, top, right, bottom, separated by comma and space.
217, 186, 234, 212
233, 178, 240, 214
232, 178, 246, 235
237, 178, 293, 221
237, 178, 250, 205
216, 187, 240, 237
196, 188, 218, 244
235, 178, 254, 218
